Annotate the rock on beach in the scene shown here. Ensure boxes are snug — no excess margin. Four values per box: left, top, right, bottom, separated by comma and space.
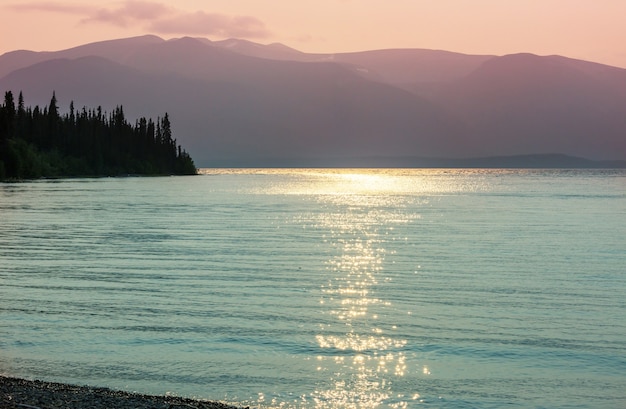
0, 376, 244, 409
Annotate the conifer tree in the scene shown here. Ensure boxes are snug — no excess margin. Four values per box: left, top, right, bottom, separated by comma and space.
0, 91, 197, 179
48, 91, 58, 118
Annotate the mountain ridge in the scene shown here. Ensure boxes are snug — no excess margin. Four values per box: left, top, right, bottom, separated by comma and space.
1, 35, 625, 166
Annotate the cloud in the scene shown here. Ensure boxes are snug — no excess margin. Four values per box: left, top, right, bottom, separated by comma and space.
80, 1, 172, 27
8, 1, 270, 38
7, 1, 94, 15
291, 34, 314, 44
149, 11, 270, 37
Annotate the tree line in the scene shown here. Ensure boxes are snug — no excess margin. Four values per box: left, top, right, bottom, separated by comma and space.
0, 91, 197, 180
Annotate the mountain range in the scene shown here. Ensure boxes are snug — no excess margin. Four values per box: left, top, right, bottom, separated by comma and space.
1, 35, 625, 167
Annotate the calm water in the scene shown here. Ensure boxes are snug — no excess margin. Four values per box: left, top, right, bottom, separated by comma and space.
1, 169, 625, 409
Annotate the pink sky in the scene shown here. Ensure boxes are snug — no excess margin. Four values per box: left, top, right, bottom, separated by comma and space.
1, 0, 625, 68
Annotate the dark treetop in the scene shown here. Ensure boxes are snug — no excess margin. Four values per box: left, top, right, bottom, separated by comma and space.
0, 91, 197, 180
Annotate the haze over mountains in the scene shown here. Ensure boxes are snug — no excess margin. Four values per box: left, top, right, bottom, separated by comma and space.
1, 35, 625, 166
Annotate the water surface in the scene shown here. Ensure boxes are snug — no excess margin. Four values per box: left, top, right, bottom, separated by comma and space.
1, 169, 625, 408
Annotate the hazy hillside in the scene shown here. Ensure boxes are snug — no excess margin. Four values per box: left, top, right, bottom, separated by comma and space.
1, 35, 625, 166
427, 53, 626, 158
210, 39, 494, 85
0, 35, 164, 78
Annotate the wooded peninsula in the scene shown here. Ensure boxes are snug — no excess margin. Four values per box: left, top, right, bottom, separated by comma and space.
0, 91, 197, 180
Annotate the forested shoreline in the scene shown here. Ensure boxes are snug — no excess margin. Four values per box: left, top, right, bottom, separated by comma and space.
0, 91, 197, 180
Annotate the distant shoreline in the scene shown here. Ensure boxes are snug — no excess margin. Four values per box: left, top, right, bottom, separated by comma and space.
0, 376, 242, 409
196, 154, 626, 169
1, 172, 198, 183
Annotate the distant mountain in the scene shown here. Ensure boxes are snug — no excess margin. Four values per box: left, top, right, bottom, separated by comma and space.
427, 53, 626, 159
1, 35, 625, 166
213, 38, 306, 61
0, 35, 164, 78
210, 39, 493, 85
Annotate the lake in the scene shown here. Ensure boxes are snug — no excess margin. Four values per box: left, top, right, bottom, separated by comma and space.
1, 169, 625, 408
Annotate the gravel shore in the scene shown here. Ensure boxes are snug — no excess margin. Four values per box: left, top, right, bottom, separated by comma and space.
0, 376, 244, 409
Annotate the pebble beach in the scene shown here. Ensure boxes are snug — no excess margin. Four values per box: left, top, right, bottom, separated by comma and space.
0, 376, 243, 409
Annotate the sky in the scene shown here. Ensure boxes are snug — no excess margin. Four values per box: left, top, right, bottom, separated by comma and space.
1, 0, 626, 68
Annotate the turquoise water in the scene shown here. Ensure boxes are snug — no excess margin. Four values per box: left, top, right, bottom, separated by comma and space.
1, 169, 625, 408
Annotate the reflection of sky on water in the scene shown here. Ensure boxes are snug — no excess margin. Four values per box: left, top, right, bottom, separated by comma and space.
201, 168, 491, 197
308, 172, 423, 409
4, 170, 625, 408
203, 169, 491, 407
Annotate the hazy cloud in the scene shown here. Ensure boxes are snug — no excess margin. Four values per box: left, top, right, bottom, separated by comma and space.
291, 34, 314, 44
7, 1, 94, 15
149, 11, 270, 37
79, 1, 172, 27
8, 1, 270, 38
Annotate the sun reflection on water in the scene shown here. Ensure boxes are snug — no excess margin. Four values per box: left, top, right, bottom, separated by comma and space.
305, 170, 421, 409
202, 168, 491, 197
202, 169, 455, 407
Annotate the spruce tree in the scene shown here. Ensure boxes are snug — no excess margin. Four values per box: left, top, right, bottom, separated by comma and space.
1, 91, 198, 179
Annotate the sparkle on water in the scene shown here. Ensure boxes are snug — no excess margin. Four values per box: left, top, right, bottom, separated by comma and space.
1, 168, 625, 409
